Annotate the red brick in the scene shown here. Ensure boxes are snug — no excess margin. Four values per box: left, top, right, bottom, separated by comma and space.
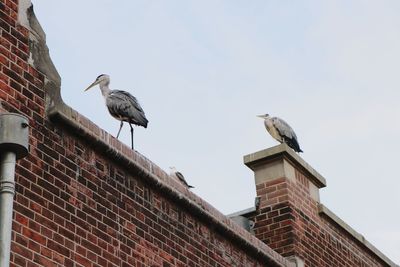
11, 242, 33, 260
15, 213, 29, 226
40, 246, 52, 259
0, 53, 8, 65
13, 254, 27, 266
47, 239, 70, 257
28, 240, 40, 253
0, 80, 13, 95
22, 227, 46, 245
34, 253, 53, 267
52, 253, 65, 265
75, 254, 91, 267
2, 30, 17, 45
6, 2, 392, 267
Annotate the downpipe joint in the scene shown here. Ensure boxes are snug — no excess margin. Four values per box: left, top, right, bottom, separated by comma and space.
0, 113, 29, 267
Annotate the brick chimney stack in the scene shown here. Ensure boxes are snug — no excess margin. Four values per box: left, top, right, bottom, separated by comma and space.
243, 144, 397, 266
244, 144, 327, 265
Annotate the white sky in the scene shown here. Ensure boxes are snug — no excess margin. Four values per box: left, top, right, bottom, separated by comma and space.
33, 1, 400, 263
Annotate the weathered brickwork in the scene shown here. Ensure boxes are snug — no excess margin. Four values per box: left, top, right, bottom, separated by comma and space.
249, 164, 393, 267
1, 1, 396, 267
12, 132, 273, 266
1, 1, 291, 266
0, 1, 45, 118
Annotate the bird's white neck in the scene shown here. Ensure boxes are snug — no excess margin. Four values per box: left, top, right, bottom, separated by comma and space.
99, 83, 111, 98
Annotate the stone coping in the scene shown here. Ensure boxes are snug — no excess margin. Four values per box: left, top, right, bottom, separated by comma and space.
22, 1, 294, 264
47, 103, 295, 267
318, 204, 399, 267
226, 206, 257, 218
244, 144, 327, 188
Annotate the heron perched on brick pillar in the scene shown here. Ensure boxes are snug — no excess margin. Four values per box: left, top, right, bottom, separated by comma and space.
257, 114, 303, 153
85, 74, 148, 150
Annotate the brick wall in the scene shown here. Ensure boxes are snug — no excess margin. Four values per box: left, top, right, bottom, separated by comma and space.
12, 132, 272, 267
244, 146, 396, 267
0, 0, 44, 117
2, 1, 396, 267
1, 1, 292, 266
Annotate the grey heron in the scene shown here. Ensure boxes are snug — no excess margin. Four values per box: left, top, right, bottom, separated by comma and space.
257, 114, 303, 153
85, 74, 148, 149
169, 167, 194, 189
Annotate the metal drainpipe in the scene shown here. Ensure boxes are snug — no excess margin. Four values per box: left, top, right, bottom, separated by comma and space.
0, 113, 29, 267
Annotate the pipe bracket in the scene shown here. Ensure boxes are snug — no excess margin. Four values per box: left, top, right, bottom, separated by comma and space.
0, 113, 29, 159
0, 180, 15, 195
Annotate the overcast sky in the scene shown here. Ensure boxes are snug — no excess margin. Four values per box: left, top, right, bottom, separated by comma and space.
33, 1, 400, 263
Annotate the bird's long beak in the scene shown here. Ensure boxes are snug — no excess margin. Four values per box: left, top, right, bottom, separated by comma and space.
84, 80, 99, 91
257, 115, 265, 118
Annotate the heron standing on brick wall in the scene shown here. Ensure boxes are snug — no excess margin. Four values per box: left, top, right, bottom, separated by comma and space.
84, 74, 148, 150
257, 114, 303, 153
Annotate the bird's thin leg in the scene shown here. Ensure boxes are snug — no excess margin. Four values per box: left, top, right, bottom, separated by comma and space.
116, 121, 124, 138
129, 123, 134, 150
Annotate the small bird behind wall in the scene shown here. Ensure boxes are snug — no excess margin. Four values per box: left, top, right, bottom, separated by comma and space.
84, 74, 148, 150
257, 114, 303, 153
169, 167, 194, 189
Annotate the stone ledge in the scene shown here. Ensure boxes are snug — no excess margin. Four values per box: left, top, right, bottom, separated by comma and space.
318, 204, 399, 267
244, 144, 327, 188
47, 103, 295, 267
227, 206, 256, 218
24, 1, 294, 263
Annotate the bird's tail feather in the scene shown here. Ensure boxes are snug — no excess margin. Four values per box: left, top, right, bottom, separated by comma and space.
287, 138, 303, 153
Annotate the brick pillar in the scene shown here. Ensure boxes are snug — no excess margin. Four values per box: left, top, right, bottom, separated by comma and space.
244, 144, 326, 260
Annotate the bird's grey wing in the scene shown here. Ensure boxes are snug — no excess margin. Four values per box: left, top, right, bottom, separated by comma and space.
272, 117, 297, 140
114, 90, 145, 112
175, 171, 186, 183
107, 90, 148, 127
272, 117, 303, 152
175, 171, 193, 188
